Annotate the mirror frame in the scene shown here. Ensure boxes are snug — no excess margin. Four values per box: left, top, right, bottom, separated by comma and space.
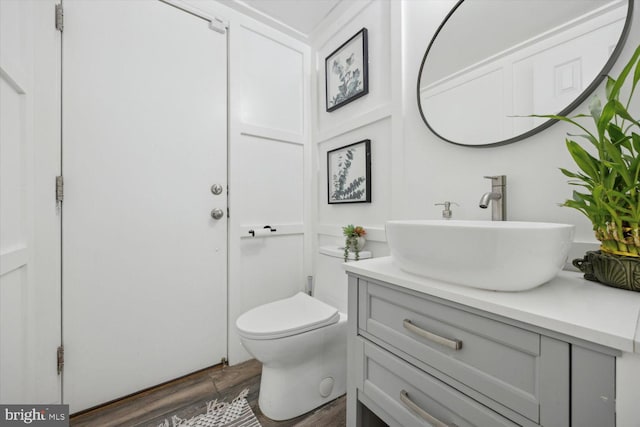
417, 0, 635, 148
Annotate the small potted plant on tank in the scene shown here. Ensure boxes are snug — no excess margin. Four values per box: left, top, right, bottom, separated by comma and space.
342, 224, 366, 261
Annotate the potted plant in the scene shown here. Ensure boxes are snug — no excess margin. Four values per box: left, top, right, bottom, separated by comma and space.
343, 224, 367, 261
539, 45, 640, 291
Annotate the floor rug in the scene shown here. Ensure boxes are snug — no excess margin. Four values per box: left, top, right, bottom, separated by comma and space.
157, 389, 261, 427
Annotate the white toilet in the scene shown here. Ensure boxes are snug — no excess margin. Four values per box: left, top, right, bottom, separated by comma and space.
235, 246, 372, 421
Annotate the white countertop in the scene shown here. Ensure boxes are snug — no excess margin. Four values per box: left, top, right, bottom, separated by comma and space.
344, 257, 640, 353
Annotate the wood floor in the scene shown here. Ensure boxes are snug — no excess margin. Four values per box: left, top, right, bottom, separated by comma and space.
70, 359, 346, 427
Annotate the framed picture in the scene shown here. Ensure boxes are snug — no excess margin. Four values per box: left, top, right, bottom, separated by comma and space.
327, 139, 371, 204
325, 28, 369, 112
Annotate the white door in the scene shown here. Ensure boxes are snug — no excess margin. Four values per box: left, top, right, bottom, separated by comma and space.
62, 0, 228, 412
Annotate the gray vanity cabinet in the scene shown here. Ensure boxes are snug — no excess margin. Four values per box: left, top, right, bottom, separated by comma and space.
347, 274, 617, 427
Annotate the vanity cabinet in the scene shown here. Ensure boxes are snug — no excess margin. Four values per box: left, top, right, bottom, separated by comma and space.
347, 274, 618, 427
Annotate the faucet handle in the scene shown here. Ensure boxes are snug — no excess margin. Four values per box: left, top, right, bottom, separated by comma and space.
483, 175, 506, 185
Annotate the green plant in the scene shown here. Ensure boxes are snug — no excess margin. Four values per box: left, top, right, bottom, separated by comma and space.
536, 45, 640, 256
342, 224, 366, 261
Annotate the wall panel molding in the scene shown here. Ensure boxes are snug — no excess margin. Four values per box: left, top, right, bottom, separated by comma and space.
227, 11, 311, 365
317, 223, 386, 243
316, 104, 391, 144
0, 247, 28, 276
0, 66, 26, 94
239, 223, 305, 239
238, 24, 305, 136
389, 0, 405, 218
239, 22, 307, 53
240, 123, 304, 145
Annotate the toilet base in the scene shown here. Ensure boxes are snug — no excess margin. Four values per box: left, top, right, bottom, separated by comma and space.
258, 358, 346, 421
237, 305, 348, 421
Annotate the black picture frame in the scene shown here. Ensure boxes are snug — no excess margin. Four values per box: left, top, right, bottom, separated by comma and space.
325, 28, 369, 112
327, 139, 371, 204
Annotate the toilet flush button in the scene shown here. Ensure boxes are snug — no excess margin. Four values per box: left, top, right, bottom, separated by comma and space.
319, 377, 334, 397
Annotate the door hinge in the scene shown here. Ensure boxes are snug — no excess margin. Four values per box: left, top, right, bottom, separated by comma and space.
56, 176, 64, 204
227, 207, 230, 218
55, 4, 63, 32
57, 345, 64, 375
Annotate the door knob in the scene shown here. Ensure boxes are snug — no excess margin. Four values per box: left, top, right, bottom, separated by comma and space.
211, 184, 224, 195
210, 208, 224, 220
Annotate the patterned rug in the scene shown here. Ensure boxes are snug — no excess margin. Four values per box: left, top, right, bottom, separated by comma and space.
157, 389, 261, 427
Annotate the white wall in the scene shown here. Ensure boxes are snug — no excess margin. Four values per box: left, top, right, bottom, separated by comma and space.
228, 17, 310, 363
311, 0, 640, 270
185, 0, 312, 365
312, 0, 394, 260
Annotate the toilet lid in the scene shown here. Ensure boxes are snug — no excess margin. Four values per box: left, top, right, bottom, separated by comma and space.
236, 292, 340, 340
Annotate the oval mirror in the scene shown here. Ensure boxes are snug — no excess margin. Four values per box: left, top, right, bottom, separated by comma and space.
417, 0, 633, 147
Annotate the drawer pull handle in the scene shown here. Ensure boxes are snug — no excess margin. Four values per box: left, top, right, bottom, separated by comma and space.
403, 319, 462, 350
400, 390, 457, 427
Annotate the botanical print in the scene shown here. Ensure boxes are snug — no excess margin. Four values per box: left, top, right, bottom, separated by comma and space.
331, 148, 365, 201
329, 53, 363, 108
325, 28, 368, 112
327, 140, 371, 204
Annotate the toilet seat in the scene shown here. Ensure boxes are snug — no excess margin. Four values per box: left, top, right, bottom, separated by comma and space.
236, 292, 339, 340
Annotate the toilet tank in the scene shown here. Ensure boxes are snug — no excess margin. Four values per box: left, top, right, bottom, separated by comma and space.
314, 246, 372, 314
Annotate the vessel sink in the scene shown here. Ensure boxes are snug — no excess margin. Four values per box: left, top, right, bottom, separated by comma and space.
386, 220, 575, 291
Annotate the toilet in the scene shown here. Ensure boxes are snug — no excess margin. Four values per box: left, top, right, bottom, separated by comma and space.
235, 246, 372, 421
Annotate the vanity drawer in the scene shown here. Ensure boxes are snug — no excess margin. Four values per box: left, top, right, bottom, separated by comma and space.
360, 340, 518, 427
359, 280, 545, 422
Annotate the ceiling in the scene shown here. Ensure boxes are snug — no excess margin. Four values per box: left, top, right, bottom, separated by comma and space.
222, 0, 342, 38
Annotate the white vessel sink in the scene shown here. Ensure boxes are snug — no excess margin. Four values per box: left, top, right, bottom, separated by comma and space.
386, 220, 575, 291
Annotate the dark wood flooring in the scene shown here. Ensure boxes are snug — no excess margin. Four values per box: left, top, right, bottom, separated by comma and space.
70, 359, 346, 427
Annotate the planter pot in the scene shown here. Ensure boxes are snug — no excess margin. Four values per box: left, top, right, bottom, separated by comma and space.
348, 237, 366, 251
573, 250, 640, 292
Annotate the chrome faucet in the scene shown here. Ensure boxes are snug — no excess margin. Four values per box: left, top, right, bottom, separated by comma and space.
479, 175, 506, 221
